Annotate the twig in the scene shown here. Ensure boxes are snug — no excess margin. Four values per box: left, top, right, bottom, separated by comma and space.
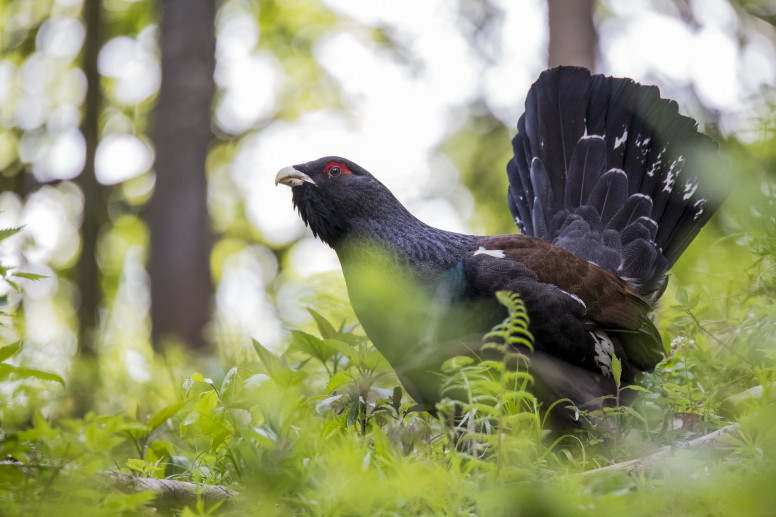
580, 423, 740, 478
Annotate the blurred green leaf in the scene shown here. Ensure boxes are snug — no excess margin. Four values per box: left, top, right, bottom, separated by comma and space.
326, 370, 350, 393
12, 272, 47, 281
0, 227, 22, 244
307, 307, 338, 340
0, 340, 22, 362
252, 338, 305, 386
0, 363, 64, 385
220, 366, 245, 405
147, 401, 185, 430
288, 329, 335, 363
612, 354, 622, 389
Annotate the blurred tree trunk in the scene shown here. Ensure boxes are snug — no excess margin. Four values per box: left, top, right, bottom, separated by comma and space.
77, 0, 105, 356
547, 0, 597, 71
67, 0, 105, 417
148, 0, 215, 351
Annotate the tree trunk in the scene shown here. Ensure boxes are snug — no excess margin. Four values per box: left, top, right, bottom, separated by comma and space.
76, 0, 105, 356
148, 0, 216, 351
547, 0, 597, 71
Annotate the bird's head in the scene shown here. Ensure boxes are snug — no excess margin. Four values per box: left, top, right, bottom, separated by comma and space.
275, 156, 405, 247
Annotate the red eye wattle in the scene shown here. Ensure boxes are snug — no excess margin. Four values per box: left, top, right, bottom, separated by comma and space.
324, 161, 351, 178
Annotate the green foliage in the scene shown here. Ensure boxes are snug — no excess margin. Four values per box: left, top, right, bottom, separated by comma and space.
1, 128, 776, 515
3, 172, 776, 515
2, 0, 776, 514
0, 340, 64, 387
0, 227, 60, 422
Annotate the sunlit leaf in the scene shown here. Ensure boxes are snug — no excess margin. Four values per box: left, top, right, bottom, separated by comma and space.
252, 339, 305, 386
289, 329, 334, 362
322, 338, 359, 362
0, 227, 22, 243
220, 366, 244, 404
326, 370, 351, 393
611, 354, 622, 389
194, 390, 219, 415
622, 384, 651, 393
188, 372, 214, 384
0, 340, 23, 362
0, 363, 64, 385
307, 307, 338, 339
12, 272, 47, 281
148, 401, 185, 430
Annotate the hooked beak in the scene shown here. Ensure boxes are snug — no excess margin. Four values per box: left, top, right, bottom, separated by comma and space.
275, 166, 316, 187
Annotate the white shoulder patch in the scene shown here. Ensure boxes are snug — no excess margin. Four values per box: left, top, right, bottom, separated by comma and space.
473, 246, 505, 258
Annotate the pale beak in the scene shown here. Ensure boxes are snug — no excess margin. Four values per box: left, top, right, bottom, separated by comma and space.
275, 166, 316, 187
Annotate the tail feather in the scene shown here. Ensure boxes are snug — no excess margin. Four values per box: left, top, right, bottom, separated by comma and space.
588, 169, 627, 223
507, 135, 533, 234
524, 66, 591, 214
529, 158, 553, 240
507, 66, 727, 302
564, 136, 607, 210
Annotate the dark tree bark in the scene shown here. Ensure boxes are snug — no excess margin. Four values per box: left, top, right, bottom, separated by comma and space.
547, 0, 597, 71
76, 0, 105, 356
148, 0, 216, 351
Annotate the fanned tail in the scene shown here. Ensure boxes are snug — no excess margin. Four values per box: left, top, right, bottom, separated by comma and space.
507, 67, 727, 302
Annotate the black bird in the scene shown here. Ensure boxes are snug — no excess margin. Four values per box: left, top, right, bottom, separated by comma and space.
275, 67, 726, 412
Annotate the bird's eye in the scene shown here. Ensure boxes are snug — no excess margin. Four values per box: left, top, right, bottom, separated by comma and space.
328, 166, 341, 177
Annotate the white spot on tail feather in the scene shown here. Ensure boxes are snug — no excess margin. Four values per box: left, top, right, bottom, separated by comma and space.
647, 149, 666, 177
614, 128, 628, 149
663, 170, 675, 192
693, 198, 707, 220
474, 247, 505, 258
663, 156, 685, 193
590, 330, 615, 376
683, 180, 698, 200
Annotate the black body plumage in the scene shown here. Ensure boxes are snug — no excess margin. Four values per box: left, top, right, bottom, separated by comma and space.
276, 67, 727, 413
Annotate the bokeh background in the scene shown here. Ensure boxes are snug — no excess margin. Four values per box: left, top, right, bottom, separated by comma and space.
0, 0, 774, 415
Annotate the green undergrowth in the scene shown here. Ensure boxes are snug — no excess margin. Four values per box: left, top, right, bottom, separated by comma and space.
2, 272, 776, 516
2, 146, 776, 515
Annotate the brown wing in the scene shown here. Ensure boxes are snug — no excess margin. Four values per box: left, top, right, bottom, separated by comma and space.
473, 234, 652, 332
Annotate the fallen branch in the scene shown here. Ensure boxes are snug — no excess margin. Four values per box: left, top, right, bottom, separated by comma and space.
102, 470, 238, 508
0, 461, 238, 509
580, 423, 740, 478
